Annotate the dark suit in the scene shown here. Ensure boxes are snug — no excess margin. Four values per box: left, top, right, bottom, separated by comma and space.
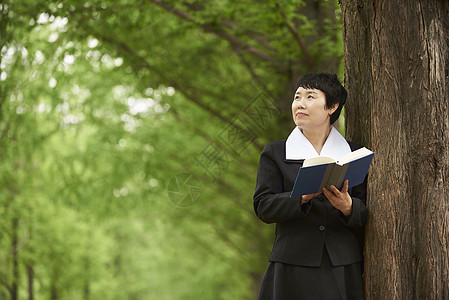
253, 139, 369, 268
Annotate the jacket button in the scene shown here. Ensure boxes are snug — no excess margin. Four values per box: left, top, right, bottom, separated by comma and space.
319, 225, 325, 231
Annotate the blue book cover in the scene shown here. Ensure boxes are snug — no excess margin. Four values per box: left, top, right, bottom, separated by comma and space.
290, 148, 374, 198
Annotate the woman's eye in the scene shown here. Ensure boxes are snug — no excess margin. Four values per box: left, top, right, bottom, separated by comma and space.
308, 95, 314, 99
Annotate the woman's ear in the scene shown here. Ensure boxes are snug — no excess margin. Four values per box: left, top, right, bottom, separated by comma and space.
329, 103, 339, 115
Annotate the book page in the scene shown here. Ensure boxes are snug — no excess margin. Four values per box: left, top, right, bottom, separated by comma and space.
337, 147, 373, 165
303, 156, 336, 167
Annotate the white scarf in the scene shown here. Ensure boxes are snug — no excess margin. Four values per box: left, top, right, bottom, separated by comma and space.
285, 126, 351, 160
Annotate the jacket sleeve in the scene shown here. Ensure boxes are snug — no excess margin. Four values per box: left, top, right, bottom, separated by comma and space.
253, 143, 312, 224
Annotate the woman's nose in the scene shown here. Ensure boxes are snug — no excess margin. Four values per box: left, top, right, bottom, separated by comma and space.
295, 97, 306, 108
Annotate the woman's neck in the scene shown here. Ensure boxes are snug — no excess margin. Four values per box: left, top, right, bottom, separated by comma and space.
301, 125, 331, 155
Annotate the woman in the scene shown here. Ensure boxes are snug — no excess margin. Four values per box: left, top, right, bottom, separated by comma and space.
253, 73, 368, 300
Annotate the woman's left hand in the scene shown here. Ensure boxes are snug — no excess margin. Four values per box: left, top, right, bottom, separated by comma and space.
322, 179, 352, 216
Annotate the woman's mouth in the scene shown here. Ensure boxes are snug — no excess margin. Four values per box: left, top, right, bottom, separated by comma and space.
296, 112, 307, 118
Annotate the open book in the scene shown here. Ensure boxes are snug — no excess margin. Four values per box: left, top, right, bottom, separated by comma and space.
290, 147, 374, 198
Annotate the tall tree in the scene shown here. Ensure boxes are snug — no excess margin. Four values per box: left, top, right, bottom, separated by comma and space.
341, 1, 449, 299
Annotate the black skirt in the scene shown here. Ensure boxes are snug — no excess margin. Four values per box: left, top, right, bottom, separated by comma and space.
257, 247, 364, 300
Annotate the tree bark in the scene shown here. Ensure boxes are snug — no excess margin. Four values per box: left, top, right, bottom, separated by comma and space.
341, 1, 449, 299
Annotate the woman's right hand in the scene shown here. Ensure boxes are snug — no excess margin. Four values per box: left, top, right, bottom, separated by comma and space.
301, 192, 321, 204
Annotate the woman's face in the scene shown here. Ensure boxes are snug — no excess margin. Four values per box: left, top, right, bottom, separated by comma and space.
291, 87, 337, 130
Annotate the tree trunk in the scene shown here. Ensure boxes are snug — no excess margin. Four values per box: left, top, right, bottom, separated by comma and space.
341, 1, 449, 299
83, 259, 89, 300
11, 217, 19, 300
50, 281, 57, 300
27, 265, 33, 300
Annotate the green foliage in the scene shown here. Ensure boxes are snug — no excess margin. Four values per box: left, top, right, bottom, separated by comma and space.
0, 0, 343, 299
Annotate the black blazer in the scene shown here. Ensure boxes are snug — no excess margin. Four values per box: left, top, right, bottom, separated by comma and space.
253, 140, 369, 267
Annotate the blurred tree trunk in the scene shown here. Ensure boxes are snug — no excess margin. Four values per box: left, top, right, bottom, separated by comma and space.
83, 259, 89, 300
11, 217, 19, 300
50, 281, 57, 300
341, 1, 449, 299
27, 265, 34, 300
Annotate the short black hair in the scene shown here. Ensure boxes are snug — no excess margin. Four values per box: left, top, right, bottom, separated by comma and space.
295, 72, 347, 124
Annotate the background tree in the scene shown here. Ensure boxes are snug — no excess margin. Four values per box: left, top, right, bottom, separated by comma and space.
1, 0, 347, 299
341, 1, 449, 299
